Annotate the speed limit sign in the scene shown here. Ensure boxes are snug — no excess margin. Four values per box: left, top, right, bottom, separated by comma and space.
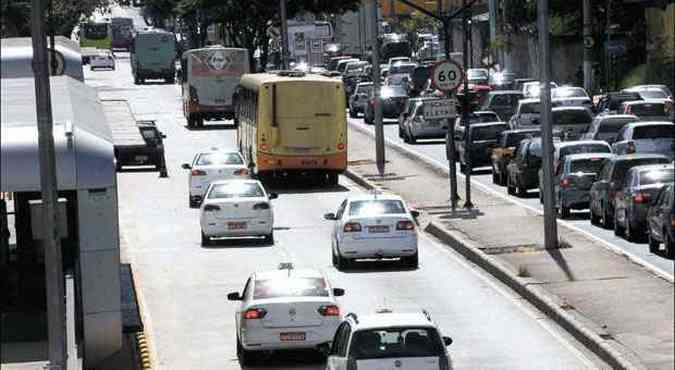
431, 60, 464, 92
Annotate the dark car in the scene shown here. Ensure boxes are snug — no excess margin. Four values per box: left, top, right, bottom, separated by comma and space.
456, 122, 509, 172
454, 111, 501, 139
491, 128, 541, 186
555, 153, 614, 219
647, 184, 674, 257
612, 121, 675, 160
595, 91, 642, 115
614, 164, 674, 242
364, 85, 409, 124
589, 154, 670, 228
506, 137, 543, 197
482, 90, 524, 122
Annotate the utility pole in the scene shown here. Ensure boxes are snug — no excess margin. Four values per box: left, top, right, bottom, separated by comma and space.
371, 0, 385, 176
538, 0, 558, 250
31, 0, 67, 368
582, 0, 592, 92
488, 0, 498, 66
279, 0, 290, 69
462, 0, 473, 209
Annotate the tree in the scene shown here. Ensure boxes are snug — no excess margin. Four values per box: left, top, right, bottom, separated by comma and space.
1, 0, 110, 38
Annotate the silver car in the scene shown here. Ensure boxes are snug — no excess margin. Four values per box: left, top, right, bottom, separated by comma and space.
554, 153, 614, 219
348, 82, 373, 118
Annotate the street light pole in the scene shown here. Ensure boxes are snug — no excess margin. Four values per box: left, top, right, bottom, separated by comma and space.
371, 0, 385, 176
538, 0, 558, 250
443, 17, 460, 210
462, 0, 473, 209
582, 0, 593, 92
31, 0, 67, 368
279, 0, 290, 69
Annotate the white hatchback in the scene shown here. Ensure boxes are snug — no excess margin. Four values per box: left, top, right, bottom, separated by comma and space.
182, 150, 249, 207
227, 264, 345, 366
324, 192, 419, 269
90, 51, 115, 70
199, 179, 276, 245
326, 309, 454, 370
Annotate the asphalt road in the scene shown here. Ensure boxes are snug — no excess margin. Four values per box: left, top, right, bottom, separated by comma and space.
348, 115, 675, 278
84, 59, 607, 370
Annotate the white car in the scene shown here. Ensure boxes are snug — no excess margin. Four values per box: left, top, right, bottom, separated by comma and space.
324, 192, 420, 269
326, 309, 454, 370
227, 264, 345, 366
182, 149, 249, 207
90, 51, 115, 70
199, 179, 276, 245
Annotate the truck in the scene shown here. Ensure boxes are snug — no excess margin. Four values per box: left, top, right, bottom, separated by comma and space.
101, 99, 167, 176
130, 28, 176, 84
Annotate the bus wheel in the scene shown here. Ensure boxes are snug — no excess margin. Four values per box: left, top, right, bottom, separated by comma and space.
134, 76, 140, 85
197, 117, 204, 127
327, 173, 339, 186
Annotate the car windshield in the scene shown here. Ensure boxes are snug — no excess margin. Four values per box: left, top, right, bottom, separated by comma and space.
506, 132, 539, 147
630, 103, 665, 116
552, 88, 587, 98
560, 144, 610, 159
349, 327, 443, 360
473, 113, 499, 123
389, 64, 416, 74
207, 182, 264, 199
639, 169, 674, 186
633, 125, 674, 139
253, 278, 329, 299
357, 85, 373, 95
381, 86, 407, 98
570, 158, 606, 173
598, 118, 635, 133
521, 103, 540, 114
552, 110, 592, 125
473, 125, 506, 141
638, 90, 667, 99
197, 153, 244, 166
468, 69, 488, 79
349, 200, 406, 216
613, 158, 669, 181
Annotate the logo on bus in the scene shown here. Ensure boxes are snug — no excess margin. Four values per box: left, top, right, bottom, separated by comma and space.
207, 50, 231, 71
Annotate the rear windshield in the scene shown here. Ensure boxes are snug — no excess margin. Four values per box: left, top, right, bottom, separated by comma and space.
520, 103, 540, 114
490, 94, 522, 107
559, 144, 610, 159
473, 125, 507, 141
630, 103, 665, 116
389, 64, 416, 75
552, 110, 592, 125
506, 132, 539, 147
350, 327, 443, 359
207, 182, 264, 199
471, 113, 500, 123
197, 153, 244, 165
613, 158, 670, 180
552, 88, 587, 98
633, 125, 674, 139
639, 169, 674, 186
639, 91, 667, 99
598, 118, 634, 133
357, 85, 373, 95
349, 200, 406, 216
570, 158, 606, 173
381, 86, 407, 98
253, 278, 329, 299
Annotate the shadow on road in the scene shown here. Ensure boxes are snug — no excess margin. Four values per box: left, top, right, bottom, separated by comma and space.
242, 349, 326, 368
201, 237, 272, 249
339, 259, 417, 274
184, 123, 237, 131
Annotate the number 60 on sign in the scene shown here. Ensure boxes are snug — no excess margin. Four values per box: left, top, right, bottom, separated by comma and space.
431, 60, 464, 92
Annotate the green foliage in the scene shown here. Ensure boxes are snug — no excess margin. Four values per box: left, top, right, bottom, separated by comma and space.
1, 0, 110, 38
399, 11, 440, 35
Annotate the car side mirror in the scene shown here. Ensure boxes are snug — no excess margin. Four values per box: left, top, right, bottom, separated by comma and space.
161, 133, 167, 138
181, 163, 191, 170
410, 210, 420, 218
227, 292, 242, 301
332, 288, 345, 297
443, 336, 453, 346
324, 213, 337, 220
268, 193, 278, 200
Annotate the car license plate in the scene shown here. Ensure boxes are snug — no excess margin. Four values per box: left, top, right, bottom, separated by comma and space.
280, 332, 305, 341
368, 225, 389, 233
135, 155, 148, 162
227, 222, 247, 230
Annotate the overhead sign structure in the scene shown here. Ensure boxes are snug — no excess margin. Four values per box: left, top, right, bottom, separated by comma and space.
431, 60, 464, 92
424, 99, 457, 120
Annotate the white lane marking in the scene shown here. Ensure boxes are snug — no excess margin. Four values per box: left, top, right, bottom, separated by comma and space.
341, 174, 599, 368
349, 121, 674, 283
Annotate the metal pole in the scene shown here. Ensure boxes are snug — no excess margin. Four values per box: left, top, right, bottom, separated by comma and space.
443, 20, 460, 210
48, 0, 57, 75
31, 0, 67, 368
582, 0, 592, 92
462, 0, 473, 209
488, 0, 498, 66
538, 0, 558, 249
371, 0, 385, 176
280, 0, 289, 69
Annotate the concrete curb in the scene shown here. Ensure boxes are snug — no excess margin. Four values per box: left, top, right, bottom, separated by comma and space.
349, 121, 675, 284
344, 164, 645, 370
425, 222, 645, 370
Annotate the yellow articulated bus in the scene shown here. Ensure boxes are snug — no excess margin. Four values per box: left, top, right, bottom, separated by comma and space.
235, 71, 347, 185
